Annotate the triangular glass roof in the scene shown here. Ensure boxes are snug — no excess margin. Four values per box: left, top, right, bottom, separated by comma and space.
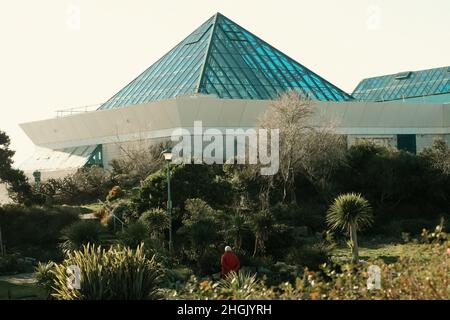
353, 66, 450, 102
99, 13, 352, 110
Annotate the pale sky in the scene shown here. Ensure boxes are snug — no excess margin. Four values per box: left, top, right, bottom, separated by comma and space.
1, 0, 449, 166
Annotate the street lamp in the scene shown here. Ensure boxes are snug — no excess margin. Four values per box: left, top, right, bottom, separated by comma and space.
161, 148, 173, 253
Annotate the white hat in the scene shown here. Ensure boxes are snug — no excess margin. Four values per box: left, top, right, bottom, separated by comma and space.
225, 246, 232, 252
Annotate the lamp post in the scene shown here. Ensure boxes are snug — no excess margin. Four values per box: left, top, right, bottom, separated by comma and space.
161, 148, 173, 253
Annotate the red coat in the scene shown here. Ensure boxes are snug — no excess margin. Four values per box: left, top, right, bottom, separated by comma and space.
221, 251, 240, 275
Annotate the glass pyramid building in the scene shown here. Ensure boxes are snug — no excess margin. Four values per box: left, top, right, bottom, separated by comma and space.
353, 66, 450, 103
99, 13, 352, 110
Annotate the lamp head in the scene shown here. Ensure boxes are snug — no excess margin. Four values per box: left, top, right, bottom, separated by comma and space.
161, 148, 173, 162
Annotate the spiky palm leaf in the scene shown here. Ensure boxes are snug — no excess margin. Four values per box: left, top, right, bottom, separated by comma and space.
326, 193, 373, 233
219, 271, 260, 300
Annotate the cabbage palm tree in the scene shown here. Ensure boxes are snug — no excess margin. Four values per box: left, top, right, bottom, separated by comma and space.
250, 209, 275, 257
224, 213, 249, 249
326, 193, 373, 263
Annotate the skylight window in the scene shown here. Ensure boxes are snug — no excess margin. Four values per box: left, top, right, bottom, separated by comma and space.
225, 31, 247, 41
395, 71, 412, 80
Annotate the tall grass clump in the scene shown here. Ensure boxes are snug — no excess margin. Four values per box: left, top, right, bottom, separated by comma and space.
50, 243, 164, 300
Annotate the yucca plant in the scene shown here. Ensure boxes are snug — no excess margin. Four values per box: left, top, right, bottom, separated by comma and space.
218, 271, 260, 300
326, 193, 373, 263
34, 261, 57, 299
51, 243, 164, 300
60, 220, 104, 250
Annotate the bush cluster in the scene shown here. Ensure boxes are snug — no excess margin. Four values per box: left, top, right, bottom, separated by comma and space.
42, 244, 164, 300
168, 241, 450, 300
0, 205, 79, 248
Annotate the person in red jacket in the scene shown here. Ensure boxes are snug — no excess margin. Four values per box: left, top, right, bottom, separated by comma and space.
221, 246, 240, 277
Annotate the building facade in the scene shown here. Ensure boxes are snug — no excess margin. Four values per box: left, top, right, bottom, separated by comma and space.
18, 13, 450, 180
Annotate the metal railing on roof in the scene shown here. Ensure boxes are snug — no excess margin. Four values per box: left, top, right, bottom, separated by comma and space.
55, 103, 104, 118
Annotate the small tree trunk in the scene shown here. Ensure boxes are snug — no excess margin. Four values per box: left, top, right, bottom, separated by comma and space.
282, 179, 288, 203
350, 225, 359, 264
253, 236, 258, 257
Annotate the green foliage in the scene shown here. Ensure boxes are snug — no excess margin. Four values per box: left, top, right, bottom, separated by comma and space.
118, 221, 150, 248
139, 208, 170, 239
194, 246, 222, 275
0, 253, 34, 275
38, 166, 112, 205
268, 262, 303, 285
221, 213, 249, 250
421, 218, 448, 243
132, 164, 232, 214
218, 271, 260, 299
178, 199, 221, 256
50, 244, 164, 300
334, 143, 450, 209
0, 130, 34, 204
110, 200, 137, 224
377, 218, 441, 237
169, 271, 270, 300
61, 220, 104, 249
0, 205, 78, 247
249, 209, 277, 256
286, 243, 331, 270
326, 193, 373, 233
168, 241, 450, 300
34, 261, 56, 299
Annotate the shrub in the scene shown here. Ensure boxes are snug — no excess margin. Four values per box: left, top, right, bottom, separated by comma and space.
293, 242, 450, 300
218, 271, 260, 299
286, 243, 331, 270
167, 241, 450, 300
268, 262, 302, 285
421, 218, 448, 243
34, 261, 56, 299
177, 199, 221, 260
195, 246, 222, 275
0, 205, 78, 248
118, 221, 149, 248
167, 272, 272, 300
51, 244, 164, 300
38, 166, 112, 205
0, 253, 34, 275
106, 186, 124, 202
132, 164, 232, 214
115, 200, 139, 224
139, 208, 170, 239
377, 218, 439, 237
61, 220, 104, 249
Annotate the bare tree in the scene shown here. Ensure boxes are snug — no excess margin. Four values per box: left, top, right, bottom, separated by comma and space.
258, 91, 346, 203
109, 137, 168, 188
421, 138, 450, 175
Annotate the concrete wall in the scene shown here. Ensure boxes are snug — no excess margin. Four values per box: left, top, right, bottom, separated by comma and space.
20, 96, 450, 150
18, 95, 450, 176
